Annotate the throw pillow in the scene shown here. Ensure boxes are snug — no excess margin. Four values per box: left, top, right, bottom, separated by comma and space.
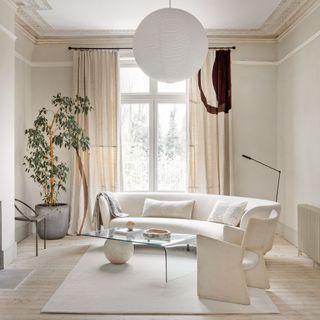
207, 200, 247, 226
142, 198, 195, 219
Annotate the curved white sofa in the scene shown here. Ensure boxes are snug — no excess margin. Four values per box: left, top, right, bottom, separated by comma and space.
99, 192, 280, 252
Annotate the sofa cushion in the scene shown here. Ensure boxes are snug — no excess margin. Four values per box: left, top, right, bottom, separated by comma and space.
110, 217, 224, 239
207, 200, 247, 226
142, 198, 195, 219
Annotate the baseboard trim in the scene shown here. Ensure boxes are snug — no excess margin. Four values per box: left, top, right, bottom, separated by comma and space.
277, 221, 297, 247
15, 222, 32, 243
0, 241, 17, 269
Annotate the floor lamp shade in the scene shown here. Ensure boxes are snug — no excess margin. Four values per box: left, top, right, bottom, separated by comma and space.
133, 8, 208, 83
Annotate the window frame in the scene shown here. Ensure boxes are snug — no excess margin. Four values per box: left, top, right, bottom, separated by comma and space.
120, 54, 188, 192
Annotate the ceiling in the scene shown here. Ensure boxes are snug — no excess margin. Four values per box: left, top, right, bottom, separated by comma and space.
34, 0, 282, 30
14, 0, 319, 41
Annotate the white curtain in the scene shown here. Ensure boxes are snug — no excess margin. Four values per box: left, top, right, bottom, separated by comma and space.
69, 50, 120, 235
188, 49, 233, 195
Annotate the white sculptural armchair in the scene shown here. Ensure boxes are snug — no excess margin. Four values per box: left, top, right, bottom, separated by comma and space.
197, 210, 279, 305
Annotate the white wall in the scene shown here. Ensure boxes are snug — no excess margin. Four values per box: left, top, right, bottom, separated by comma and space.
0, 0, 17, 267
25, 66, 73, 207
11, 2, 320, 250
15, 28, 34, 242
220, 43, 279, 201
14, 39, 73, 213
17, 14, 320, 249
276, 5, 320, 245
17, 41, 278, 209
233, 64, 278, 200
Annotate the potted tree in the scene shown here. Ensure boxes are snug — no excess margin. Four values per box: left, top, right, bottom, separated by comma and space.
24, 93, 92, 239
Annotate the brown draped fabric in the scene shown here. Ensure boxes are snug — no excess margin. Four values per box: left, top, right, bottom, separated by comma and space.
212, 50, 232, 112
198, 50, 232, 114
188, 49, 233, 195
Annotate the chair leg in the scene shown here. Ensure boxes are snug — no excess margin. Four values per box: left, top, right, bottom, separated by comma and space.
245, 255, 270, 289
44, 218, 47, 249
35, 221, 38, 257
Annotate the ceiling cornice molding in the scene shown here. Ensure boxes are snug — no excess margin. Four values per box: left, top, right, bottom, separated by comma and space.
208, 37, 277, 44
35, 35, 134, 46
15, 20, 36, 43
261, 0, 308, 35
14, 18, 278, 45
265, 0, 320, 37
32, 34, 277, 46
14, 0, 53, 35
12, 23, 278, 40
277, 0, 320, 41
12, 0, 320, 44
3, 0, 18, 11
16, 21, 320, 68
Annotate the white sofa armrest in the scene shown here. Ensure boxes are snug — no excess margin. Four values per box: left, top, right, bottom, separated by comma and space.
99, 197, 112, 228
223, 225, 245, 246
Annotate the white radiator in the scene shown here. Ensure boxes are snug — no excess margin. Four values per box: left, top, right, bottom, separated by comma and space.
298, 204, 320, 264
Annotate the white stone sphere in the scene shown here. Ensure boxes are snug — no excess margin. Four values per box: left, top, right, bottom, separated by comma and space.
133, 8, 208, 83
103, 239, 134, 264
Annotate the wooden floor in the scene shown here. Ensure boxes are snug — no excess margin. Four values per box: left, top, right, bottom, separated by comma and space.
0, 235, 319, 320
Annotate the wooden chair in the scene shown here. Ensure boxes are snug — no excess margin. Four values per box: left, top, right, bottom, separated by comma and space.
14, 199, 47, 256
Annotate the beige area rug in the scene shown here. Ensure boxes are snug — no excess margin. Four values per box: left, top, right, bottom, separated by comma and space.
42, 245, 279, 315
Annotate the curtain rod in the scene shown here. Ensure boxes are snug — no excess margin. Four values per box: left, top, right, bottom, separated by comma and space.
68, 46, 236, 51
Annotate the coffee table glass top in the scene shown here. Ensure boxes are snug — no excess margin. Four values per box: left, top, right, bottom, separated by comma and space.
82, 228, 195, 247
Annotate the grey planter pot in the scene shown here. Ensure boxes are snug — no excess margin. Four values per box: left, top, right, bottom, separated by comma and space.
35, 203, 69, 240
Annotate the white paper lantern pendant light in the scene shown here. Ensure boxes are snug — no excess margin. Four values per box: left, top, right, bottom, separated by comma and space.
133, 0, 208, 83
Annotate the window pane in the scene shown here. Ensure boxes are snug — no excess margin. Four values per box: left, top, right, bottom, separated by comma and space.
120, 67, 150, 93
157, 103, 187, 191
158, 81, 186, 93
121, 104, 149, 191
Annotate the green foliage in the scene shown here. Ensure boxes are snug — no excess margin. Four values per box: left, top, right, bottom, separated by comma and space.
24, 93, 92, 206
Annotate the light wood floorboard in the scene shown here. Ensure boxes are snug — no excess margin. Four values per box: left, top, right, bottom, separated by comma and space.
0, 234, 319, 320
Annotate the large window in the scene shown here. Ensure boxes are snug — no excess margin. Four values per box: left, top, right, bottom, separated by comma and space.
120, 60, 187, 192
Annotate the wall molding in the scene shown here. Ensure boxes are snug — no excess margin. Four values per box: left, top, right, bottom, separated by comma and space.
15, 52, 32, 66
31, 61, 73, 67
0, 23, 17, 41
277, 28, 320, 65
233, 60, 277, 66
234, 27, 320, 66
15, 52, 72, 67
15, 52, 278, 68
33, 35, 278, 46
14, 25, 320, 69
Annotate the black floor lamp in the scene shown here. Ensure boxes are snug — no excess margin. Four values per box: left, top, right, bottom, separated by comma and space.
242, 154, 281, 202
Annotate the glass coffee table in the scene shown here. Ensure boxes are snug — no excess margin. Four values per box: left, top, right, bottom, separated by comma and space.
82, 228, 196, 282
